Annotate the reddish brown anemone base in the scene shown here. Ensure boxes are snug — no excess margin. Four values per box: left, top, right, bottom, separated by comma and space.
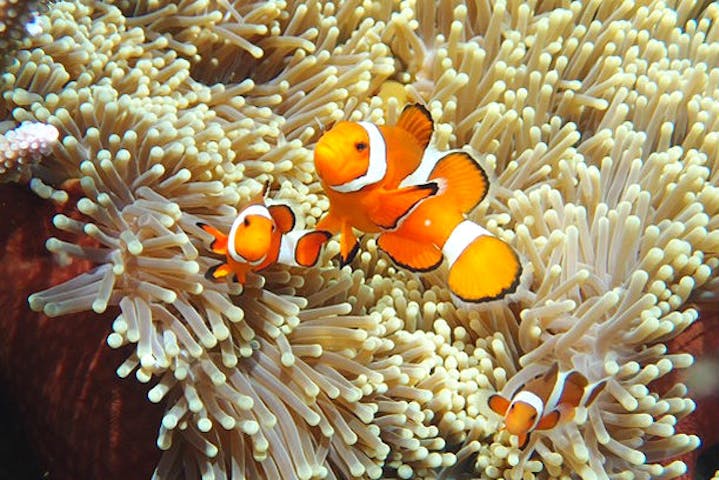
0, 183, 162, 479
662, 300, 719, 479
0, 182, 716, 478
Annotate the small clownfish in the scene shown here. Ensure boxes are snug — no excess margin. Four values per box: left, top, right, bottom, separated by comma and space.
314, 103, 522, 303
488, 363, 607, 448
198, 198, 331, 284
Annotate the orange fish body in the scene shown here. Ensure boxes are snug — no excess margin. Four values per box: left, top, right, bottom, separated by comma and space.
199, 199, 331, 284
314, 105, 438, 263
382, 151, 522, 302
314, 103, 522, 303
488, 363, 607, 447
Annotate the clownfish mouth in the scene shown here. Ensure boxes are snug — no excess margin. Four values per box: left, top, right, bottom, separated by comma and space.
313, 142, 337, 179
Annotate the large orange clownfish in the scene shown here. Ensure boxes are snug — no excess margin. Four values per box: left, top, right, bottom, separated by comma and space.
198, 196, 331, 284
314, 104, 439, 264
314, 103, 522, 303
488, 363, 607, 448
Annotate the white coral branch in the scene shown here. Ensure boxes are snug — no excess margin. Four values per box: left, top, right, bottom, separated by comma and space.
0, 121, 59, 183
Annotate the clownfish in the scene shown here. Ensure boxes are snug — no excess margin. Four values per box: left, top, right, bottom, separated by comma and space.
488, 363, 607, 448
314, 104, 439, 264
314, 103, 522, 303
198, 197, 331, 284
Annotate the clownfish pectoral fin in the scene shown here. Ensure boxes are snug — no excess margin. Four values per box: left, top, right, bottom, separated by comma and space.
198, 222, 228, 255
535, 410, 561, 431
268, 204, 296, 234
261, 179, 271, 197
316, 210, 343, 234
339, 222, 360, 267
205, 262, 233, 281
429, 151, 489, 214
447, 233, 521, 302
397, 104, 433, 150
488, 394, 511, 416
294, 230, 332, 267
377, 231, 443, 272
368, 183, 438, 229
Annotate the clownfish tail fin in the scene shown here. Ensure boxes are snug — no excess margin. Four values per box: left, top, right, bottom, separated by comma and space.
198, 222, 228, 255
294, 230, 332, 267
443, 221, 522, 303
397, 104, 434, 150
205, 262, 232, 281
429, 151, 489, 214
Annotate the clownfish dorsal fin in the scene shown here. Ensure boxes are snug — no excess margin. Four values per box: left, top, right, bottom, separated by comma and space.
198, 222, 228, 255
535, 410, 561, 431
368, 183, 438, 229
377, 230, 443, 272
396, 104, 434, 150
488, 394, 511, 416
245, 181, 271, 206
294, 230, 332, 267
268, 204, 296, 234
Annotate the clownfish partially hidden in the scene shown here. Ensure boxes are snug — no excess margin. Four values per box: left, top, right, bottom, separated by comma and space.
198, 196, 331, 284
314, 103, 522, 303
488, 363, 607, 448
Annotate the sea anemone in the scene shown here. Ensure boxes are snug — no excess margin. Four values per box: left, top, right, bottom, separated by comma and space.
0, 0, 42, 64
1, 0, 718, 479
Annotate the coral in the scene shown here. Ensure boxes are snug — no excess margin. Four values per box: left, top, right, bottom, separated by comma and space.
0, 121, 58, 183
1, 0, 718, 479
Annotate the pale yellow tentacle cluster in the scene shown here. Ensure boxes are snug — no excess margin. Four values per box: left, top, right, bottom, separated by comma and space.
2, 0, 719, 479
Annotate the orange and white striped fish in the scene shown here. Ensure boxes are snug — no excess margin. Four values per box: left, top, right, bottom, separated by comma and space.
313, 104, 439, 264
488, 363, 607, 448
314, 103, 522, 302
198, 198, 331, 284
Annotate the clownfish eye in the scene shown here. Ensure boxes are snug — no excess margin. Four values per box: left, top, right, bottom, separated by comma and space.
354, 141, 367, 152
243, 218, 250, 227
